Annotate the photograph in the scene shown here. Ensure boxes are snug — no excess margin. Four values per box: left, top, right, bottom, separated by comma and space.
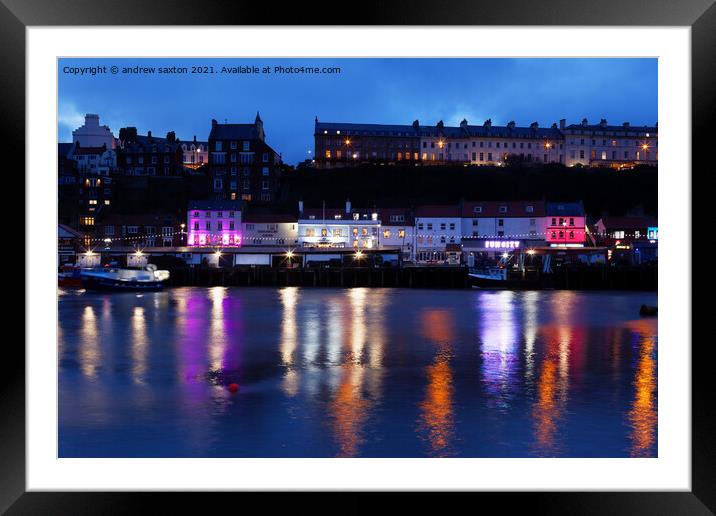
56, 56, 659, 459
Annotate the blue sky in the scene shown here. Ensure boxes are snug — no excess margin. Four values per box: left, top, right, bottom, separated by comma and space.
58, 58, 657, 165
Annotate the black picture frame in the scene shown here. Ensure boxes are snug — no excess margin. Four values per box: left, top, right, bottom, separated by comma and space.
4, 0, 713, 512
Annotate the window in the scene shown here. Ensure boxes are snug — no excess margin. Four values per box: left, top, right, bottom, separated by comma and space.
104, 226, 114, 236
193, 222, 199, 230
216, 141, 223, 151
449, 223, 455, 230
305, 228, 315, 237
398, 229, 405, 238
499, 206, 507, 213
205, 221, 211, 230
127, 226, 138, 234
262, 167, 269, 176
217, 222, 223, 231
530, 218, 536, 226
230, 141, 237, 150
472, 219, 478, 226
440, 223, 446, 230
262, 180, 269, 190
262, 153, 268, 162
242, 141, 250, 151
569, 218, 575, 226
526, 205, 534, 213
498, 219, 504, 227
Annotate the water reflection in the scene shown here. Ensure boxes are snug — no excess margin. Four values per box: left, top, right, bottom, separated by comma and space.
625, 319, 657, 457
59, 288, 658, 458
478, 292, 519, 410
328, 288, 385, 457
130, 306, 147, 384
79, 305, 101, 378
419, 309, 455, 456
279, 287, 300, 396
208, 287, 227, 373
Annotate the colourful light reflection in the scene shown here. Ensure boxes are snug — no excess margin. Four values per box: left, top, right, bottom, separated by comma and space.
625, 319, 657, 457
419, 309, 455, 456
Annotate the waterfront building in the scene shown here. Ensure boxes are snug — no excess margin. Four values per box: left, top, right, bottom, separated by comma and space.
181, 136, 209, 170
207, 113, 282, 203
315, 117, 657, 168
593, 216, 658, 247
99, 213, 185, 248
58, 224, 82, 265
545, 201, 587, 247
187, 200, 243, 247
116, 127, 185, 176
297, 200, 381, 249
562, 119, 658, 168
71, 113, 116, 150
242, 212, 298, 247
378, 207, 415, 262
414, 205, 462, 263
460, 200, 547, 259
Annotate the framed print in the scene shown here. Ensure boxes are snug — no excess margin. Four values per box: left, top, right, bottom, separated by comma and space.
5, 0, 715, 512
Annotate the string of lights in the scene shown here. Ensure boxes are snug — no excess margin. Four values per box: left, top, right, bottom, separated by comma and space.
82, 229, 653, 243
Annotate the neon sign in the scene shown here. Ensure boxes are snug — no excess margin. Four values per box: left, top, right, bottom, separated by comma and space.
484, 240, 520, 249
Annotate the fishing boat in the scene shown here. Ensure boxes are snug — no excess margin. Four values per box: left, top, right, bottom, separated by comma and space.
80, 264, 170, 292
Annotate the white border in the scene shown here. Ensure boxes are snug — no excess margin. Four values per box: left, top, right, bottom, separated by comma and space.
27, 27, 690, 491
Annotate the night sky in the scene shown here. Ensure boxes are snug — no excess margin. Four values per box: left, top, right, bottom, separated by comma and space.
58, 58, 657, 165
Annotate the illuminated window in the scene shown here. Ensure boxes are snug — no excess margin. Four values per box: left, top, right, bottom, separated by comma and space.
383, 229, 391, 238
333, 229, 341, 237
398, 229, 405, 238
325, 150, 331, 158
321, 228, 328, 237
305, 229, 315, 237
80, 217, 94, 226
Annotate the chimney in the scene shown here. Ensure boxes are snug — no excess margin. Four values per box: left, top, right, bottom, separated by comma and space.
530, 121, 539, 130
559, 119, 566, 130
345, 199, 352, 214
507, 121, 516, 129
483, 119, 492, 128
147, 130, 152, 139
412, 119, 420, 130
581, 118, 588, 127
551, 123, 558, 129
298, 200, 304, 215
436, 120, 444, 129
623, 122, 630, 128
193, 135, 197, 143
599, 118, 607, 128
211, 119, 218, 127
460, 118, 468, 128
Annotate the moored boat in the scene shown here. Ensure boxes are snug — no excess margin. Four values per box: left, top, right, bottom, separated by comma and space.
80, 264, 170, 292
58, 265, 83, 288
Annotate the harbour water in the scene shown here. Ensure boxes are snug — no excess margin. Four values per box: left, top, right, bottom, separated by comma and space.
58, 287, 657, 458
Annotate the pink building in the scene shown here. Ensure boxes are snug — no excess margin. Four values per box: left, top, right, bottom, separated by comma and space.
545, 201, 586, 247
187, 200, 243, 247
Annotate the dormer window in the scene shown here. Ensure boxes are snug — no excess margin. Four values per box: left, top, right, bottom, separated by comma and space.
473, 206, 483, 213
499, 206, 508, 213
526, 205, 534, 213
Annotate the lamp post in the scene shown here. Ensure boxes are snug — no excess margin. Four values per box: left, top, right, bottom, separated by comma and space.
562, 221, 567, 247
180, 223, 186, 245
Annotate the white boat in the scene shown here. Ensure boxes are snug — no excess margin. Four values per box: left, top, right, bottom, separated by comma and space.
80, 264, 170, 291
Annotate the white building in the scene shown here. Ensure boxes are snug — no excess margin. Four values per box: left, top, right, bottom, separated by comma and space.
460, 201, 547, 259
378, 208, 415, 262
187, 200, 243, 247
562, 118, 657, 167
414, 205, 462, 263
70, 144, 116, 176
72, 114, 116, 149
297, 200, 381, 249
181, 137, 209, 169
419, 119, 564, 166
242, 213, 298, 247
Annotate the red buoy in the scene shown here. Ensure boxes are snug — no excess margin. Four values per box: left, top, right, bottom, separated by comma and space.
228, 383, 239, 393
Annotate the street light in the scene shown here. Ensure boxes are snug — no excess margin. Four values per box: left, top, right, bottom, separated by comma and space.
562, 221, 567, 247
